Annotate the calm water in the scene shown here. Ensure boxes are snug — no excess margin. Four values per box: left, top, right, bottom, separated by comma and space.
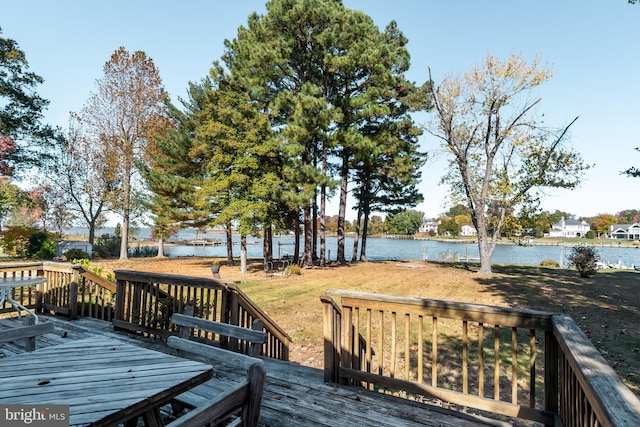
153, 234, 640, 269
71, 227, 640, 268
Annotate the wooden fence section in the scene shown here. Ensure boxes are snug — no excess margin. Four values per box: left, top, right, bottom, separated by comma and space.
322, 289, 640, 427
0, 263, 291, 361
0, 262, 115, 321
113, 270, 291, 361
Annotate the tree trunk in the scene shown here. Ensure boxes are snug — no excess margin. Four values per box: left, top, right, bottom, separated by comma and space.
303, 202, 313, 266
263, 225, 273, 262
319, 183, 327, 266
319, 145, 328, 266
88, 219, 96, 247
474, 212, 493, 274
351, 207, 361, 262
240, 234, 247, 274
225, 224, 234, 265
312, 197, 318, 261
337, 152, 349, 263
293, 220, 300, 265
360, 206, 370, 262
119, 177, 130, 261
157, 237, 165, 258
477, 236, 493, 274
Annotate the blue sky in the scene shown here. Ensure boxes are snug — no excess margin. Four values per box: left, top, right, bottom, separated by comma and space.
2, 1, 639, 220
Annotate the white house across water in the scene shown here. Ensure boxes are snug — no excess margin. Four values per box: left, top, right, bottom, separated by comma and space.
548, 217, 591, 238
610, 223, 640, 240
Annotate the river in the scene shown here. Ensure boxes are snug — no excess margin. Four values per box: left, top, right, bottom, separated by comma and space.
70, 227, 640, 268
152, 234, 640, 269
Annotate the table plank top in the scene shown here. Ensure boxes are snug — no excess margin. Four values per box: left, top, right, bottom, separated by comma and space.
0, 336, 213, 426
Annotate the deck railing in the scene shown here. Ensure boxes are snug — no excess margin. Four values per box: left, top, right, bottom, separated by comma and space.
322, 289, 640, 427
0, 261, 115, 321
113, 270, 291, 360
0, 263, 291, 361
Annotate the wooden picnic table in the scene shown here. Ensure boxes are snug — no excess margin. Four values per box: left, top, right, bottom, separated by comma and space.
0, 336, 213, 426
0, 276, 45, 324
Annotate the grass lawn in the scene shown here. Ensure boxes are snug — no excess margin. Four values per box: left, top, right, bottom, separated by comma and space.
95, 256, 640, 396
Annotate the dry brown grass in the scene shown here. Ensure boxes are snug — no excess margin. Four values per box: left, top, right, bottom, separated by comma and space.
93, 256, 640, 395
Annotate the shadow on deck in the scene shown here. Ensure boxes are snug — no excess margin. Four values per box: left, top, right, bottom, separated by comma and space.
0, 315, 506, 427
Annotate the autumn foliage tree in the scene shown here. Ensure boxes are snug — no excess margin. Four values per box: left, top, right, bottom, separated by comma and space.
428, 53, 590, 274
43, 117, 112, 245
77, 47, 167, 259
591, 213, 618, 237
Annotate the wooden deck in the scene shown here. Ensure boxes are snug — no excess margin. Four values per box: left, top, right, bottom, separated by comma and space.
0, 315, 510, 427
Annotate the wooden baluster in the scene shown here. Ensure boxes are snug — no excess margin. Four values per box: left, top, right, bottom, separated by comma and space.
478, 322, 484, 397
354, 307, 360, 372
404, 313, 410, 381
494, 325, 500, 401
378, 310, 384, 376
529, 329, 536, 408
390, 311, 396, 379
417, 315, 423, 384
512, 327, 518, 404
462, 320, 468, 394
432, 316, 438, 387
366, 309, 372, 378
341, 305, 353, 385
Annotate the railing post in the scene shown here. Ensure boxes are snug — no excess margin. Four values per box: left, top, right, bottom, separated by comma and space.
544, 329, 559, 425
114, 278, 126, 327
70, 265, 82, 320
250, 319, 264, 357
321, 296, 341, 383
35, 291, 43, 314
220, 286, 231, 324
35, 263, 45, 313
69, 281, 78, 320
229, 291, 239, 350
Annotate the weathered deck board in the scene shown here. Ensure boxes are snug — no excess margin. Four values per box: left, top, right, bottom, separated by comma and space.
0, 315, 509, 427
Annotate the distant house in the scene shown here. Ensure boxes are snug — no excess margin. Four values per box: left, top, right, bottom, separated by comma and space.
609, 223, 640, 240
548, 217, 590, 238
419, 220, 440, 234
460, 224, 477, 236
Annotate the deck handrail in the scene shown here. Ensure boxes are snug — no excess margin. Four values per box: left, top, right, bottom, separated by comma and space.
322, 289, 640, 427
113, 270, 291, 361
0, 261, 116, 321
552, 314, 640, 426
0, 263, 291, 361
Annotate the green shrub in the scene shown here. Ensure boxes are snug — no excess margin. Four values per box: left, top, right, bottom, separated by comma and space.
129, 246, 158, 258
567, 245, 600, 278
93, 234, 121, 258
585, 230, 596, 239
34, 238, 56, 259
63, 248, 90, 261
540, 259, 559, 267
26, 230, 56, 260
